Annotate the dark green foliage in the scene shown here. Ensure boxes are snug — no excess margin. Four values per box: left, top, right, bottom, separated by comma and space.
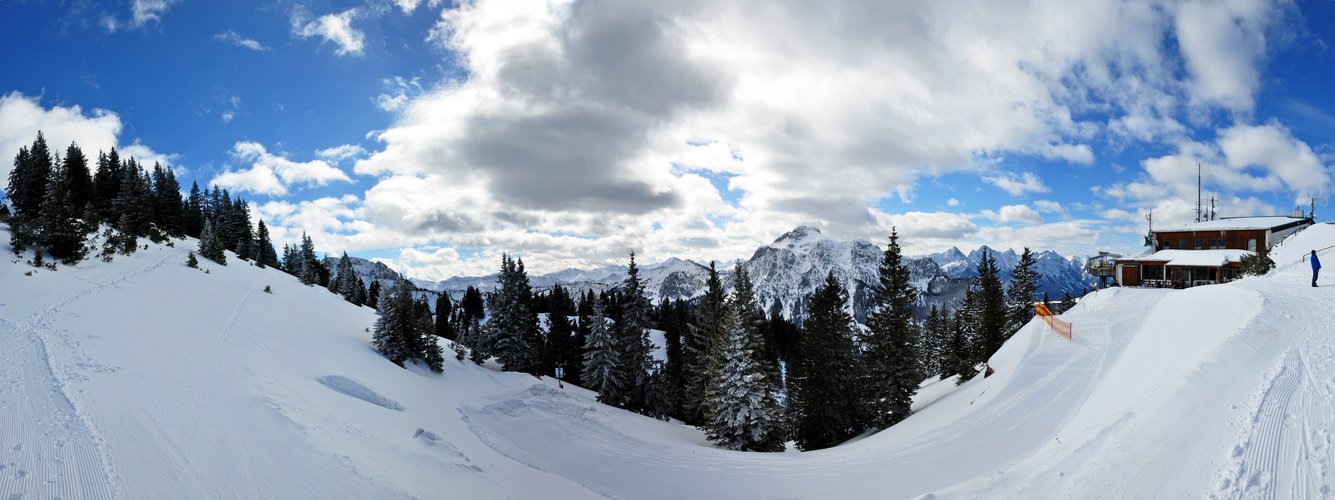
7, 132, 52, 217
483, 254, 539, 373
703, 262, 785, 451
790, 272, 863, 451
1005, 247, 1041, 337
1057, 291, 1076, 314
860, 229, 920, 428
372, 279, 444, 372
1240, 244, 1276, 276
253, 219, 279, 269
582, 299, 622, 403
949, 302, 979, 386
187, 251, 199, 268
38, 153, 95, 264
198, 218, 227, 265
93, 148, 123, 220
63, 142, 93, 211
367, 280, 381, 310
682, 261, 727, 425
544, 285, 581, 381
150, 163, 184, 237
185, 182, 204, 238
435, 293, 455, 339
461, 286, 485, 323
973, 249, 1007, 365
616, 252, 657, 414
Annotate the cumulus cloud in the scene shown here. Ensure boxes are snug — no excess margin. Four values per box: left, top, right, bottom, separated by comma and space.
320, 0, 1291, 276
212, 142, 353, 196
292, 7, 365, 56
1100, 121, 1329, 226
983, 172, 1050, 197
215, 30, 271, 52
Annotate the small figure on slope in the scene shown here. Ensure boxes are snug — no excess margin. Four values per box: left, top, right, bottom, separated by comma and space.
1312, 250, 1322, 288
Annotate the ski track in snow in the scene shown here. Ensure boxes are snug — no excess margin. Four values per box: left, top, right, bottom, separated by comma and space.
1219, 279, 1335, 500
0, 250, 179, 500
459, 290, 1167, 500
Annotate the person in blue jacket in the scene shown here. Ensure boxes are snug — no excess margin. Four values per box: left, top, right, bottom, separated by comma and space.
1313, 250, 1322, 287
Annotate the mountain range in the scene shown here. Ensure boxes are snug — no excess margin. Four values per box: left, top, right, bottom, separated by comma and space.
389, 226, 1098, 320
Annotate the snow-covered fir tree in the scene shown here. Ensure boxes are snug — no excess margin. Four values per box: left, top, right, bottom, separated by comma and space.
704, 304, 785, 452
197, 218, 227, 265
582, 299, 623, 405
298, 233, 320, 285
790, 272, 863, 451
482, 254, 539, 373
860, 229, 921, 428
682, 261, 727, 425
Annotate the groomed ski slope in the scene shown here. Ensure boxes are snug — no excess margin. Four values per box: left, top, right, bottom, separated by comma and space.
2, 223, 1335, 499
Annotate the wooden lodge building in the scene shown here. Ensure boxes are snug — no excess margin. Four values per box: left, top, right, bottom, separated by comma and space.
1115, 216, 1312, 288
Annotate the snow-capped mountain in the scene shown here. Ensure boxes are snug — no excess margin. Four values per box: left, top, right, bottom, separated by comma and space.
410, 226, 1096, 320
412, 257, 713, 305
323, 255, 408, 288
924, 245, 1097, 299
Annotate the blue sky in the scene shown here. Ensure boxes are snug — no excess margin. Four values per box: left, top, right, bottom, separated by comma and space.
3, 0, 1335, 280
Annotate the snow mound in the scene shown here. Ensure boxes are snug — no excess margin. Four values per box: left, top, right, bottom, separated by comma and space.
318, 375, 405, 411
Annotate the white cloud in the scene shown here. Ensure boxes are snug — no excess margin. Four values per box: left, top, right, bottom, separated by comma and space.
983, 172, 1050, 197
293, 7, 366, 57
314, 0, 1292, 277
0, 92, 121, 180
1032, 200, 1066, 215
316, 144, 369, 163
212, 142, 353, 196
947, 198, 960, 207
392, 0, 423, 15
215, 30, 271, 52
101, 0, 184, 32
988, 204, 1045, 224
1175, 0, 1278, 113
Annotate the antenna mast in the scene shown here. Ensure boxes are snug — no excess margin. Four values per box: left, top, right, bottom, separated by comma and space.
1201, 162, 1212, 222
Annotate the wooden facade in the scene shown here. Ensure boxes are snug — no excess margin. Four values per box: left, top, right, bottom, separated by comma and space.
1115, 216, 1310, 288
1153, 229, 1266, 252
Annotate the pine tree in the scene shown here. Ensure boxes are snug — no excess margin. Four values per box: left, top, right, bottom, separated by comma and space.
63, 142, 93, 212
372, 280, 413, 367
482, 254, 539, 373
184, 181, 204, 238
435, 293, 455, 339
298, 233, 319, 285
860, 229, 920, 428
974, 249, 1007, 365
367, 280, 382, 310
198, 218, 227, 265
1057, 290, 1076, 314
93, 148, 124, 221
729, 262, 779, 391
1005, 247, 1041, 337
253, 219, 278, 269
616, 252, 656, 412
150, 163, 184, 237
187, 251, 198, 268
582, 299, 622, 404
333, 252, 359, 301
790, 272, 863, 451
949, 304, 979, 386
38, 153, 94, 264
921, 305, 942, 379
7, 132, 53, 218
682, 261, 727, 425
704, 304, 785, 451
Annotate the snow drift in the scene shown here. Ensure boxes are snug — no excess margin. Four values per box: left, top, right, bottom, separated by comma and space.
4, 223, 1335, 499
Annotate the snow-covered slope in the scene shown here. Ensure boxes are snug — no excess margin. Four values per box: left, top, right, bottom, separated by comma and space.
8, 223, 1335, 499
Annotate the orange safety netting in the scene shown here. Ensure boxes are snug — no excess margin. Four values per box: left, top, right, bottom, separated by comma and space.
1034, 303, 1072, 340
